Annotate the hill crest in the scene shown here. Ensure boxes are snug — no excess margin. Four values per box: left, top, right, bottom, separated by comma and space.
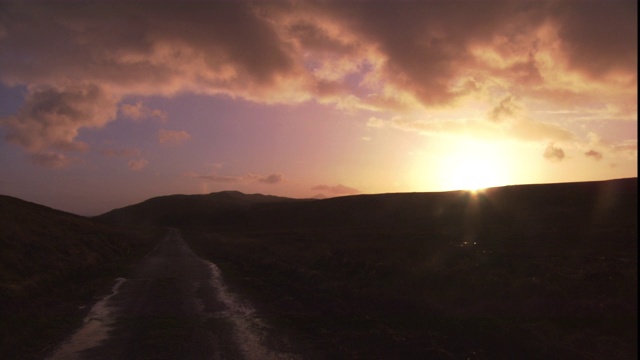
94, 177, 637, 230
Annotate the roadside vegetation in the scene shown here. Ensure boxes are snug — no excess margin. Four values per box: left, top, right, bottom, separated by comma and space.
182, 180, 637, 359
0, 195, 162, 360
3, 178, 635, 359
184, 228, 636, 358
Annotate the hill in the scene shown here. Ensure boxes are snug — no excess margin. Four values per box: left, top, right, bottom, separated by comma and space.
96, 178, 638, 359
0, 195, 160, 359
95, 190, 306, 229
97, 178, 637, 240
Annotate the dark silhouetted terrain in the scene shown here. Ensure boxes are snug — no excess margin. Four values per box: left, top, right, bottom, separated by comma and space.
0, 195, 160, 359
95, 178, 637, 359
96, 191, 306, 230
1, 178, 636, 359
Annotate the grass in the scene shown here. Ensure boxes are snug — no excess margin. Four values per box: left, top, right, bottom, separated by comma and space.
185, 229, 635, 359
3, 179, 634, 359
181, 182, 637, 359
0, 195, 163, 360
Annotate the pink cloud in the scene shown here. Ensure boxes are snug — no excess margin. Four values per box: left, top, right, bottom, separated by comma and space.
311, 184, 360, 196
0, 0, 635, 164
120, 101, 167, 122
127, 158, 148, 171
189, 173, 241, 183
585, 149, 603, 161
157, 129, 191, 146
101, 147, 141, 158
28, 151, 77, 169
1, 85, 118, 153
247, 173, 286, 184
187, 171, 285, 185
543, 143, 565, 162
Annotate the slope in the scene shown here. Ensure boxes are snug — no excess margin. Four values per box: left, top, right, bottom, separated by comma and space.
0, 195, 159, 359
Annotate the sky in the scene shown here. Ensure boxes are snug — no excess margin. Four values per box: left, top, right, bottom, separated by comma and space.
0, 0, 637, 216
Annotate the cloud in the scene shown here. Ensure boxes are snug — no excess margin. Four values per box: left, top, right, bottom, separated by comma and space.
28, 151, 78, 168
127, 158, 148, 171
204, 162, 225, 170
366, 117, 385, 128
1, 85, 118, 153
0, 0, 636, 162
2, 1, 634, 108
553, 1, 637, 78
585, 149, 603, 161
372, 109, 575, 145
508, 118, 575, 143
0, 1, 307, 162
248, 173, 285, 184
157, 129, 191, 146
611, 140, 638, 159
188, 173, 241, 183
101, 147, 141, 158
311, 184, 360, 196
187, 171, 285, 185
543, 143, 565, 162
488, 96, 519, 123
120, 101, 167, 122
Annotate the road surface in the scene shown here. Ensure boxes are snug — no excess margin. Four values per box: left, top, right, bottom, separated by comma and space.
48, 229, 297, 360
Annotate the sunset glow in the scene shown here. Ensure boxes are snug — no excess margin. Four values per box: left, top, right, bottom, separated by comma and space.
444, 140, 511, 192
0, 0, 636, 215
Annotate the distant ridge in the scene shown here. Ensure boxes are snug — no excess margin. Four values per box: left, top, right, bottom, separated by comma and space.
94, 190, 308, 228
95, 177, 637, 231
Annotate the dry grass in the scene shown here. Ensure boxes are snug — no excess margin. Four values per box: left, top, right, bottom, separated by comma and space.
180, 179, 637, 359
0, 195, 161, 359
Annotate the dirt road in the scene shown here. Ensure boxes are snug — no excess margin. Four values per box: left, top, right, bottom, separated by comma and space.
48, 229, 297, 360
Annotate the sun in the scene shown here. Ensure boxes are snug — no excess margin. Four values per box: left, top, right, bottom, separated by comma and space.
410, 136, 517, 193
448, 157, 502, 192
440, 139, 512, 192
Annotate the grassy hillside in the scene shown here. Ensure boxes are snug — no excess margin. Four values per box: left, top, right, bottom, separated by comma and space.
0, 195, 161, 359
97, 178, 638, 359
96, 190, 306, 229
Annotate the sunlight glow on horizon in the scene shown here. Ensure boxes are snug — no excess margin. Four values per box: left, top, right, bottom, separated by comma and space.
444, 139, 512, 192
410, 137, 518, 193
0, 1, 636, 215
